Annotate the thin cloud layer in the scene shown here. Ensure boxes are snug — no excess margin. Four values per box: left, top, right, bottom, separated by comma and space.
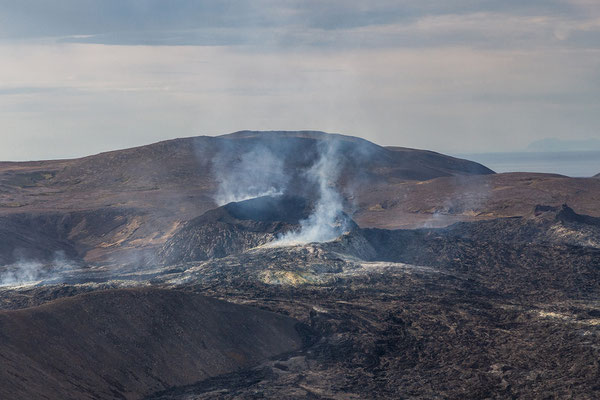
0, 1, 598, 160
1, 1, 598, 48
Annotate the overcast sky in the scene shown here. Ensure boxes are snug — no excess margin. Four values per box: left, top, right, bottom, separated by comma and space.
1, 0, 599, 160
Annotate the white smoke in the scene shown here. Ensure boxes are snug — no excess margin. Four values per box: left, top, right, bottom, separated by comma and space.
210, 133, 354, 245
0, 260, 42, 287
0, 251, 77, 287
273, 138, 350, 246
213, 143, 288, 205
419, 175, 491, 228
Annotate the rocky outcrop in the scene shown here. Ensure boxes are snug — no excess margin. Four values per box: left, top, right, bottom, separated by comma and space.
158, 195, 362, 265
158, 196, 311, 264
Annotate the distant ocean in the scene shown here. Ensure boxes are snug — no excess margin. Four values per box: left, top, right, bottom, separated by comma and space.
454, 151, 600, 178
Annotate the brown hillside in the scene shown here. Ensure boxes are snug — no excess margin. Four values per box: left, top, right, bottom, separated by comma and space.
1, 131, 599, 265
0, 131, 494, 264
0, 288, 305, 400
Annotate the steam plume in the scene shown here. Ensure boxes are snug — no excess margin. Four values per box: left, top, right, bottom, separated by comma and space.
273, 138, 349, 245
210, 133, 358, 246
212, 143, 288, 205
0, 251, 76, 287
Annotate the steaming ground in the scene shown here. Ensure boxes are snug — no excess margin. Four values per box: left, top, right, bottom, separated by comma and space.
1, 201, 599, 399
1, 131, 599, 398
0, 252, 78, 287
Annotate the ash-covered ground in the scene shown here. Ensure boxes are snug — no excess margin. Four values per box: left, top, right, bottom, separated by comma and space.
1, 132, 599, 399
1, 196, 599, 399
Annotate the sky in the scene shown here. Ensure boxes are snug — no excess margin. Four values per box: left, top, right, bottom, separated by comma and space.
1, 0, 599, 160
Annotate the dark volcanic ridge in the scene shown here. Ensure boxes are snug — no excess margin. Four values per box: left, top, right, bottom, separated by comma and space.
2, 196, 597, 295
158, 195, 312, 265
159, 196, 600, 266
159, 195, 357, 265
2, 195, 598, 288
0, 288, 308, 400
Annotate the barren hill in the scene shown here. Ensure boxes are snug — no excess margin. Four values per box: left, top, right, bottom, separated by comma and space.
0, 130, 493, 215
0, 288, 306, 400
0, 131, 494, 265
1, 131, 599, 266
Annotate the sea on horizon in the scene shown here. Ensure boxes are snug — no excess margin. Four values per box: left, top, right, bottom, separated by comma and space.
455, 151, 600, 178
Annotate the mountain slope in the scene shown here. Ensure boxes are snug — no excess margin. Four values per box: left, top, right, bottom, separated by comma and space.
2, 131, 599, 267
0, 288, 306, 400
0, 131, 494, 265
0, 131, 493, 214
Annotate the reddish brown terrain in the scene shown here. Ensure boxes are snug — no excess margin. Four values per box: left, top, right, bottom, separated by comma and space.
1, 131, 598, 265
355, 171, 600, 228
0, 131, 599, 399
